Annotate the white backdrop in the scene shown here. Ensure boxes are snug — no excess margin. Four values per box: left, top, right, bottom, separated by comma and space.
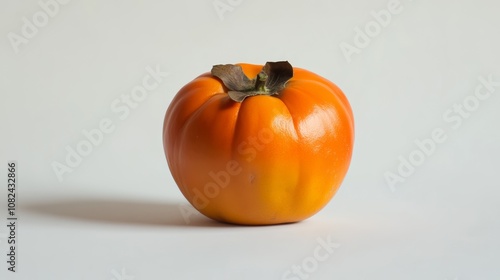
1, 0, 499, 279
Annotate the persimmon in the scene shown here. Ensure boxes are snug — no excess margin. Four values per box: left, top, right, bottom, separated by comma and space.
163, 61, 354, 225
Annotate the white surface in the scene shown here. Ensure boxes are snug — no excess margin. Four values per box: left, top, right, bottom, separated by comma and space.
1, 0, 500, 279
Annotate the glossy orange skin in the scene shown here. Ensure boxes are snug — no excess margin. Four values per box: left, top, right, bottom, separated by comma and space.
163, 63, 354, 225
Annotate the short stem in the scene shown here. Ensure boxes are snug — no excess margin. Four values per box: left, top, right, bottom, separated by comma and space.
254, 72, 269, 93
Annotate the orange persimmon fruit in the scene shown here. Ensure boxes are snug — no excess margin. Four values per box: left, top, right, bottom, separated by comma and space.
163, 61, 354, 225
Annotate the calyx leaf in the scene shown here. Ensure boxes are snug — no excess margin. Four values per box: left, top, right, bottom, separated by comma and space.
211, 61, 293, 102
